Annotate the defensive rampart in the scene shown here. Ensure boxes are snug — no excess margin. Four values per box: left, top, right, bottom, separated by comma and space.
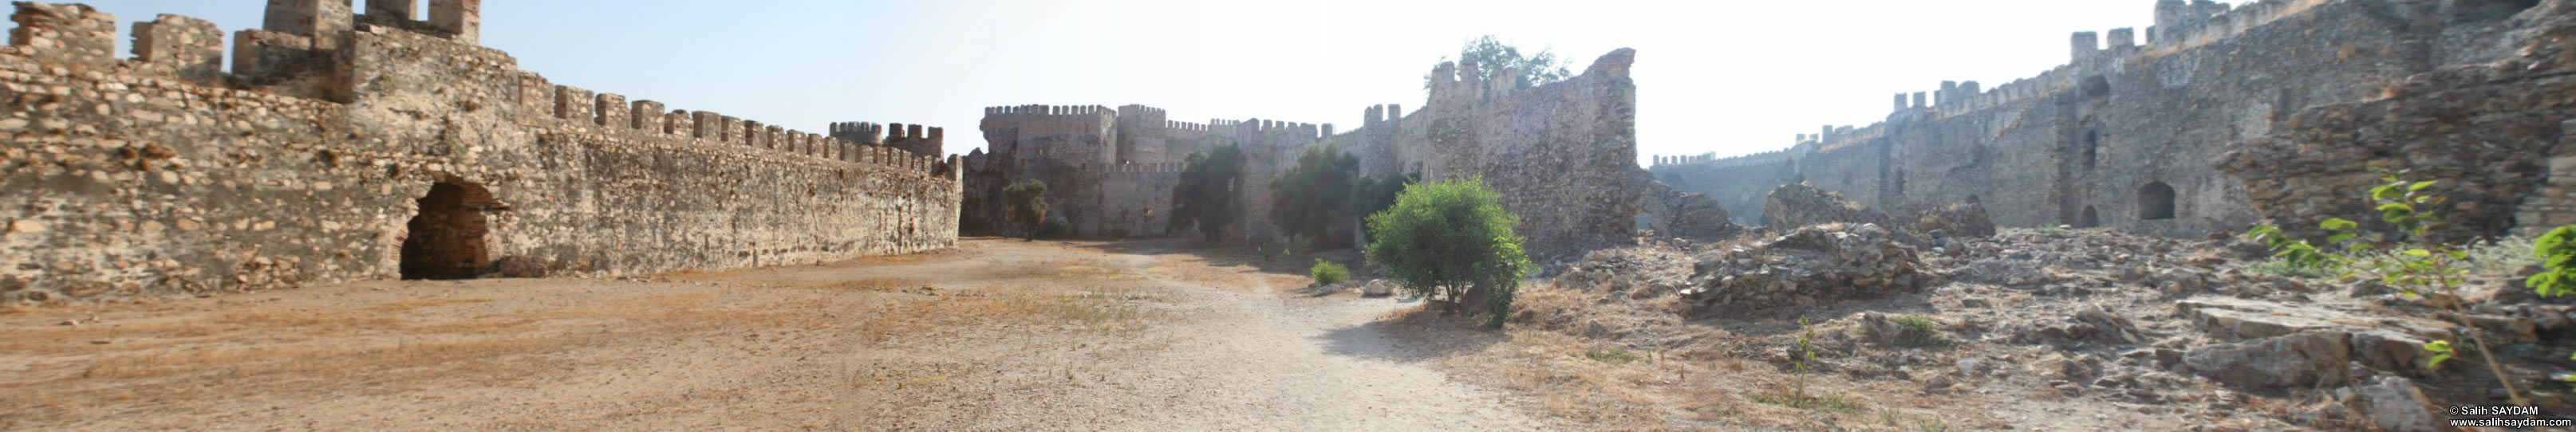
0, 2, 960, 302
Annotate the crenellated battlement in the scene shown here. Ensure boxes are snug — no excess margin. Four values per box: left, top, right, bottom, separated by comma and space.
2148, 0, 2314, 52
1103, 161, 1186, 175
0, 1, 961, 300
1832, 0, 2340, 147
982, 104, 1117, 118
1655, 149, 1793, 170
503, 72, 946, 173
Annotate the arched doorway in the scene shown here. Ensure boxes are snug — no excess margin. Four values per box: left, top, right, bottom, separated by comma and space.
2078, 206, 2101, 228
2139, 182, 2176, 220
400, 178, 506, 280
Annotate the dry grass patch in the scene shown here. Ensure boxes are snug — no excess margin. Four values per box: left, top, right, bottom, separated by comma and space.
69, 334, 578, 381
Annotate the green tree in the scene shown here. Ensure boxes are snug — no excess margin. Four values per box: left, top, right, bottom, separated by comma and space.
1268, 145, 1359, 249
1351, 172, 1416, 238
1422, 35, 1572, 90
1169, 144, 1245, 242
1364, 176, 1535, 328
1004, 180, 1048, 241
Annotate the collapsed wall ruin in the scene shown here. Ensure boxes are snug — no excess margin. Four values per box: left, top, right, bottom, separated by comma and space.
964, 49, 1734, 261
0, 1, 961, 302
1652, 0, 2562, 239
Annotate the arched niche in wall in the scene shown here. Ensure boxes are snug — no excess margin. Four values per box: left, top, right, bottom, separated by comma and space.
2139, 182, 2177, 221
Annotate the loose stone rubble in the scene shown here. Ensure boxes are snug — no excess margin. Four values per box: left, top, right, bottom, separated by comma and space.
1519, 183, 2576, 430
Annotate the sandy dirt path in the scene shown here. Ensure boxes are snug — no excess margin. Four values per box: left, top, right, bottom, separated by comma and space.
0, 239, 1546, 430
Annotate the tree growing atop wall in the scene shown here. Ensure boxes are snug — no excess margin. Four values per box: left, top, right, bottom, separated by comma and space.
1004, 180, 1049, 241
1170, 144, 1245, 242
1268, 145, 1360, 249
1422, 35, 1572, 90
1365, 176, 1535, 328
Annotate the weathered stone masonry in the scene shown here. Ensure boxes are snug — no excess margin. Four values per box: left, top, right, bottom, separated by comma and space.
1654, 0, 2559, 240
965, 49, 1734, 261
0, 1, 960, 302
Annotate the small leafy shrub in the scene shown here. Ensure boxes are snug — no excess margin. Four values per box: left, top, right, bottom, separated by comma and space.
2247, 171, 2570, 406
1309, 259, 1348, 286
1034, 218, 1073, 239
2528, 226, 2576, 298
2039, 226, 2072, 237
1364, 176, 1534, 328
1888, 315, 1951, 348
1754, 317, 1865, 412
2465, 234, 2542, 273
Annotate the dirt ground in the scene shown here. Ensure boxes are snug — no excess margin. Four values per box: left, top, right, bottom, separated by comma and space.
0, 238, 1550, 431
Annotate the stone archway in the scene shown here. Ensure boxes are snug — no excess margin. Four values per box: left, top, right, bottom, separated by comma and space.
2139, 182, 2176, 221
2078, 205, 2101, 228
400, 178, 506, 280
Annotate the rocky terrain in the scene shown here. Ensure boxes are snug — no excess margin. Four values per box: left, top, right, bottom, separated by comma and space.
1454, 183, 2576, 430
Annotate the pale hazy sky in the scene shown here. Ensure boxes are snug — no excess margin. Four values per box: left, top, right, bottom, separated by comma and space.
85, 1, 2162, 166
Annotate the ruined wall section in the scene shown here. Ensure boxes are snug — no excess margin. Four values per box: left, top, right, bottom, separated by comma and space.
1654, 0, 2532, 238
0, 3, 959, 302
2225, 0, 2576, 242
1410, 49, 1643, 261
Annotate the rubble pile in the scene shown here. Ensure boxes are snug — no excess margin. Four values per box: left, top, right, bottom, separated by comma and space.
1526, 194, 2576, 429
1680, 223, 1929, 316
1761, 183, 1888, 232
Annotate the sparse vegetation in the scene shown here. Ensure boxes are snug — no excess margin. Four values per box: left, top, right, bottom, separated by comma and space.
1004, 179, 1049, 240
2246, 170, 2570, 406
1748, 391, 1868, 414
1309, 259, 1349, 286
1422, 35, 1572, 91
2241, 256, 2343, 279
1363, 176, 1535, 328
1170, 144, 1245, 242
1035, 217, 1074, 239
1582, 348, 1641, 364
1887, 315, 1950, 348
2039, 226, 2073, 237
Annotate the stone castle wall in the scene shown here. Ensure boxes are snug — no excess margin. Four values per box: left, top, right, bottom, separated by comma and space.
0, 2, 960, 302
965, 49, 1691, 262
2227, 0, 2576, 242
1651, 0, 2550, 239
